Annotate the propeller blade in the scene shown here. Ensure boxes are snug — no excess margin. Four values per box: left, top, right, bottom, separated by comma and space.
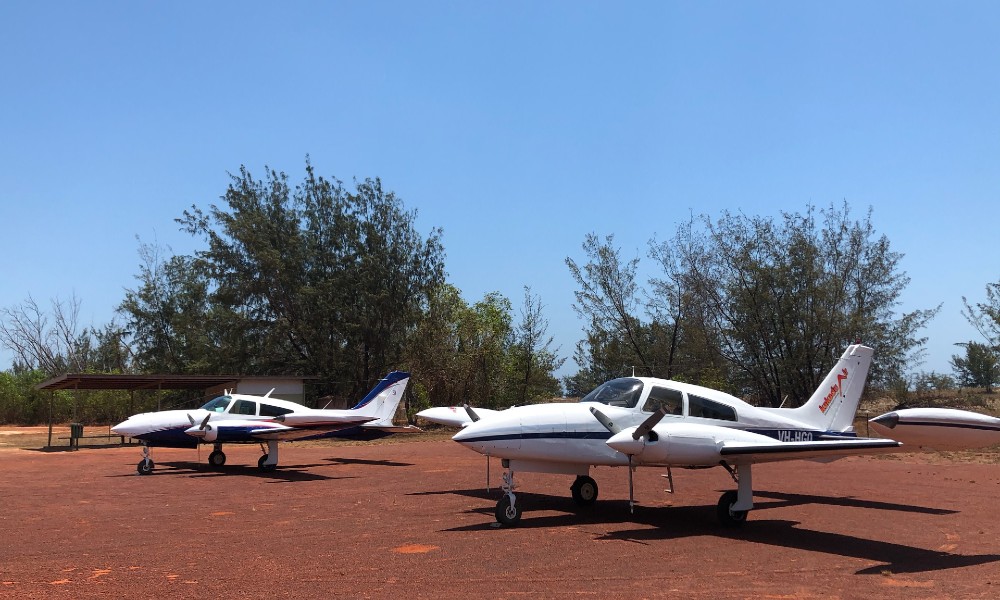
199, 413, 212, 431
187, 413, 196, 426
589, 407, 622, 434
632, 407, 667, 440
463, 404, 481, 423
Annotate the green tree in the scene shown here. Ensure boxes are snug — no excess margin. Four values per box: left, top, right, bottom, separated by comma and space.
658, 203, 937, 405
175, 159, 445, 398
565, 234, 653, 375
119, 241, 215, 373
961, 281, 1000, 347
951, 341, 999, 392
404, 286, 518, 412
506, 286, 565, 404
569, 203, 937, 406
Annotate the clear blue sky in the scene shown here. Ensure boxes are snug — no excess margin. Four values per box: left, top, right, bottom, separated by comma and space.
2, 1, 998, 380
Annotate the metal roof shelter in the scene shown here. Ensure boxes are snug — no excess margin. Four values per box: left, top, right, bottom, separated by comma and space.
37, 374, 244, 392
35, 374, 310, 447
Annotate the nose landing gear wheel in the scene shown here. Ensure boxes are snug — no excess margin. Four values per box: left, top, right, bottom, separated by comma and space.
136, 459, 154, 475
495, 494, 522, 526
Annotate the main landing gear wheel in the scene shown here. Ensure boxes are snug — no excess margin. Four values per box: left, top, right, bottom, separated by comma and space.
257, 454, 276, 472
495, 494, 522, 527
717, 490, 748, 527
570, 475, 598, 506
208, 449, 227, 468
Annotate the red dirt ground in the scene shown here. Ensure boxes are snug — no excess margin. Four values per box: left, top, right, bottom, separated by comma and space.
1, 439, 998, 599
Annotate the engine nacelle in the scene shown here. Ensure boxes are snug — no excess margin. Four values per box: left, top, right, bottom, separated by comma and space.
618, 423, 778, 467
637, 430, 722, 467
184, 424, 218, 443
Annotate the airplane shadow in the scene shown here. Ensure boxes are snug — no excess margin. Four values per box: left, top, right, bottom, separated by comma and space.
323, 457, 414, 468
120, 461, 354, 482
430, 488, 1000, 575
752, 489, 958, 516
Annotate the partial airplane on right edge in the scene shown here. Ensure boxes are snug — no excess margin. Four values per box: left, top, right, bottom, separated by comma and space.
419, 344, 1000, 527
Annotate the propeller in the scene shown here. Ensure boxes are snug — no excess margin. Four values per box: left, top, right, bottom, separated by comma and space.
588, 406, 621, 434
632, 407, 667, 440
186, 413, 213, 437
589, 406, 668, 514
463, 403, 481, 423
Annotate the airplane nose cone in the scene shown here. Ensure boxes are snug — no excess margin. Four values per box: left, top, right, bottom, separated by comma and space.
111, 419, 139, 436
606, 429, 644, 456
870, 412, 899, 429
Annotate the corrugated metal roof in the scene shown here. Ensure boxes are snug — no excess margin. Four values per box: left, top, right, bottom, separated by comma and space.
35, 374, 284, 391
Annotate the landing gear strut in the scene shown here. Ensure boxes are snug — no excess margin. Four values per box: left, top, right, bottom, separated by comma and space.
494, 467, 521, 526
717, 462, 753, 527
257, 440, 279, 472
136, 445, 154, 475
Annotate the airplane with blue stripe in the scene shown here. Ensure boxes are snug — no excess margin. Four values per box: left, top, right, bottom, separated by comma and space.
113, 371, 415, 475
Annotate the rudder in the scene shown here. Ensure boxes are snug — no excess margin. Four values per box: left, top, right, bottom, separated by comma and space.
349, 371, 411, 426
789, 344, 874, 432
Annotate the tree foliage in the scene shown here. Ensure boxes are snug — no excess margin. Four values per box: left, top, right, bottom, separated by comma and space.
950, 341, 998, 392
157, 160, 447, 398
568, 203, 938, 405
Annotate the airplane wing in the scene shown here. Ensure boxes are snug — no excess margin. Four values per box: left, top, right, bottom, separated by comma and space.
189, 415, 378, 442
360, 424, 422, 433
416, 406, 501, 427
718, 438, 902, 464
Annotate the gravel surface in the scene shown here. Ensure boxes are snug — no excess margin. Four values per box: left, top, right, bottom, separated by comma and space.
1, 439, 998, 599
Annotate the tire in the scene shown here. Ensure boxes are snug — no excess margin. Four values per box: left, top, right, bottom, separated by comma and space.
208, 450, 226, 468
136, 459, 154, 475
495, 494, 522, 527
258, 454, 276, 472
570, 475, 598, 506
717, 490, 748, 527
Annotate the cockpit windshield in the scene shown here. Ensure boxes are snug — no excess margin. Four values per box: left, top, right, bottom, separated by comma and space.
580, 378, 644, 408
200, 396, 232, 413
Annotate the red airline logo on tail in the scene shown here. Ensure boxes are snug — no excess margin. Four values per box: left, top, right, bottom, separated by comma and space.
818, 368, 849, 414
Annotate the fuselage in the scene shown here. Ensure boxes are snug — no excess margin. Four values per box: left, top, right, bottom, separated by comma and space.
113, 393, 309, 447
452, 376, 852, 467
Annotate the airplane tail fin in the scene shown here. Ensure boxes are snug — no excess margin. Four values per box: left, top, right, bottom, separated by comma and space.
785, 344, 874, 433
349, 371, 411, 426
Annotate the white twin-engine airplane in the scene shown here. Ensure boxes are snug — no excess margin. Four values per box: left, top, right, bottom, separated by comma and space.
418, 345, 1000, 527
113, 371, 415, 475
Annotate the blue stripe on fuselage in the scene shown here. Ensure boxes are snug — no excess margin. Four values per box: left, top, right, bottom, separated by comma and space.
134, 427, 199, 448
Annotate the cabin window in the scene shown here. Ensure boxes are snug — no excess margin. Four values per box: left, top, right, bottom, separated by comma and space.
581, 378, 644, 408
232, 399, 258, 416
687, 394, 737, 421
643, 387, 684, 415
260, 403, 294, 417
200, 396, 232, 412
